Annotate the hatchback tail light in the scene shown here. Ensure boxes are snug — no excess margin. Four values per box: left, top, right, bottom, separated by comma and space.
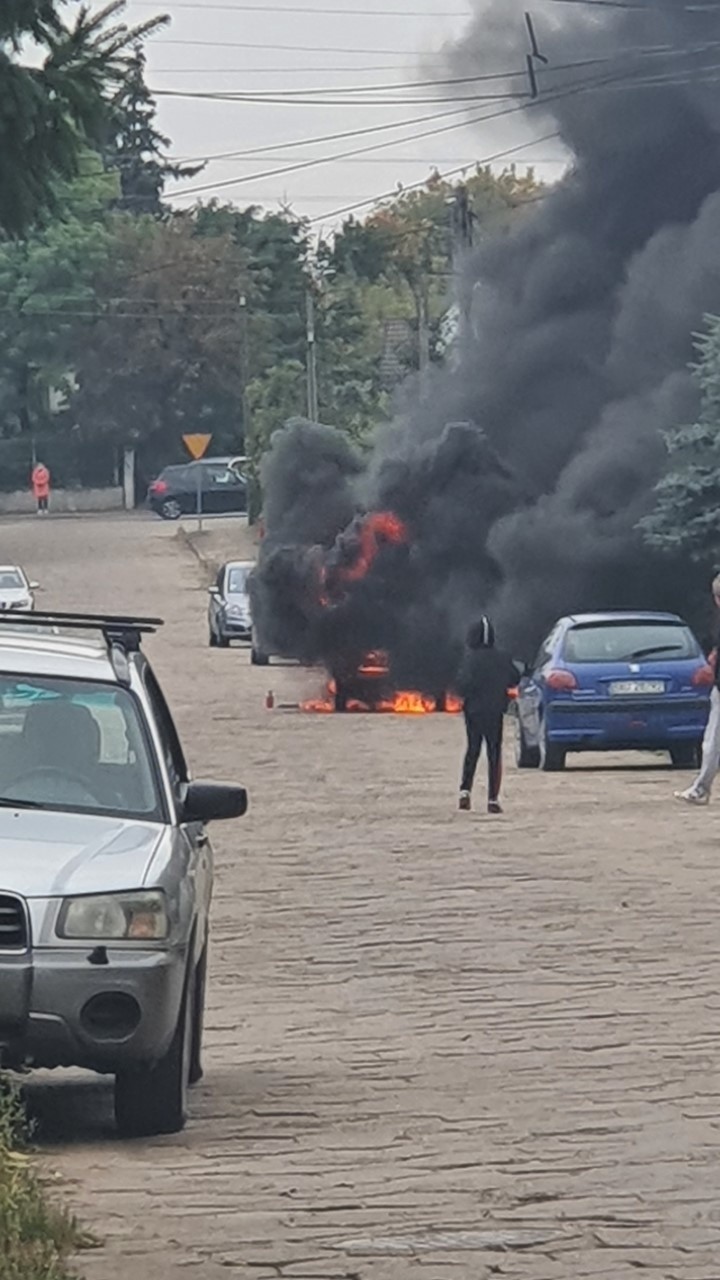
546, 669, 578, 691
692, 663, 715, 687
150, 480, 168, 495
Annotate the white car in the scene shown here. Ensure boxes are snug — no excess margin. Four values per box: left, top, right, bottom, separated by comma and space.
0, 566, 37, 612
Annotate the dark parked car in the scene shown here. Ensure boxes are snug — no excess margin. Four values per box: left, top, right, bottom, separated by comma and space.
148, 458, 248, 520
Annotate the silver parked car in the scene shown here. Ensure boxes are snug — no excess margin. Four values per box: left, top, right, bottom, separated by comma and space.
208, 560, 253, 648
208, 560, 270, 664
0, 565, 38, 612
0, 610, 247, 1138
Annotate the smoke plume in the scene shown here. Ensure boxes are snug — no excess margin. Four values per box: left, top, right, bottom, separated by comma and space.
254, 0, 720, 684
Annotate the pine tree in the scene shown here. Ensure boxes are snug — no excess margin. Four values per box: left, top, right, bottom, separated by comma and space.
105, 47, 203, 216
641, 315, 720, 563
0, 1, 166, 236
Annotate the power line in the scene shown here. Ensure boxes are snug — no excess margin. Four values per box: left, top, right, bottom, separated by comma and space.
168, 108, 505, 200
202, 182, 552, 201
165, 60, 618, 201
170, 153, 564, 165
546, 0, 720, 7
154, 89, 526, 105
152, 64, 441, 73
150, 42, 720, 106
0, 308, 244, 319
301, 47, 720, 224
306, 131, 559, 225
131, 2, 469, 13
155, 68, 532, 95
154, 39, 446, 53
164, 105, 478, 170
166, 109, 483, 196
148, 54, 616, 103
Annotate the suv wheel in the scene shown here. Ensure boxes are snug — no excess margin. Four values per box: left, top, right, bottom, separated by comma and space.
209, 628, 218, 648
160, 498, 182, 521
189, 944, 207, 1086
114, 968, 193, 1138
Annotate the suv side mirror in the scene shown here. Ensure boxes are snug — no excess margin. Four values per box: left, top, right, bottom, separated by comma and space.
29, 582, 40, 591
208, 586, 220, 596
182, 781, 247, 824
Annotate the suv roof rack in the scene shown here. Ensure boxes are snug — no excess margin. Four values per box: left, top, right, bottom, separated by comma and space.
0, 611, 164, 653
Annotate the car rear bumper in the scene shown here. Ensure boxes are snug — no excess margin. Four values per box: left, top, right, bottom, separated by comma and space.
546, 696, 709, 747
0, 945, 187, 1072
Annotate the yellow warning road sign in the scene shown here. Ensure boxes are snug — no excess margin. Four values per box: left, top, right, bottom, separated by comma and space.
183, 433, 212, 460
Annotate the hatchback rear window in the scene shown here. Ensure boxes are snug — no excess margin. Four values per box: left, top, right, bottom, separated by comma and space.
563, 623, 698, 664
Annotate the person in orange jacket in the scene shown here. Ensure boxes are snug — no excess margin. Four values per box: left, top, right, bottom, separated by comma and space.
31, 461, 51, 515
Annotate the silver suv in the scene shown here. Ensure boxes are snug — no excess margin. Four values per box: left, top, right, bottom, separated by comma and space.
0, 611, 246, 1138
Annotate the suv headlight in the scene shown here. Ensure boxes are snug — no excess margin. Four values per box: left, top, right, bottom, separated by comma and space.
57, 892, 168, 941
226, 604, 247, 619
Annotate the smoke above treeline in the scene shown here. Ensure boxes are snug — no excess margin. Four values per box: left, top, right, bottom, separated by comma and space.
253, 0, 720, 688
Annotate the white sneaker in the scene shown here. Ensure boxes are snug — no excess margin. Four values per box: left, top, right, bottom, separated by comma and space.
674, 788, 710, 806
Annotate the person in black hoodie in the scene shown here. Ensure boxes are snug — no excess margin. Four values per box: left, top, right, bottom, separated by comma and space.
455, 616, 519, 814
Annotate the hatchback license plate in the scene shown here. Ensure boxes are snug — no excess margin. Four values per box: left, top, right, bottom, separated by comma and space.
610, 680, 665, 696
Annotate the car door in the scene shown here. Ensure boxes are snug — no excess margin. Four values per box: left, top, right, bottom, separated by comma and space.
169, 466, 198, 514
518, 628, 559, 746
205, 465, 247, 514
218, 468, 247, 514
209, 566, 225, 634
143, 667, 212, 961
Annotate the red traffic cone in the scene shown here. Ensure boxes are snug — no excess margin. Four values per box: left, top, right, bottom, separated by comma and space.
265, 690, 275, 710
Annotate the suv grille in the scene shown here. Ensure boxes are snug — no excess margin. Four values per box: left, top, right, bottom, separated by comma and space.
0, 895, 27, 950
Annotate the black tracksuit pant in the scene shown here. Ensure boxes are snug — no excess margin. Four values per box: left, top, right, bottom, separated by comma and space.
461, 709, 503, 801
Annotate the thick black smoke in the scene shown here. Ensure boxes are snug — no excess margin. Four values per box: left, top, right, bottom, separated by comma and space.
254, 0, 720, 683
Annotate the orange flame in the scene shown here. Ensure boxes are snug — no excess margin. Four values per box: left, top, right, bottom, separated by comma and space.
339, 511, 408, 584
300, 680, 463, 715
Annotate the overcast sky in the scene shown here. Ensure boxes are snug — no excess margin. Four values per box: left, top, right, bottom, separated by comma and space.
77, 0, 566, 228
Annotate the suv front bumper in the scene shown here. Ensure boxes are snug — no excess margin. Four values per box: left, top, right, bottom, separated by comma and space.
0, 945, 187, 1072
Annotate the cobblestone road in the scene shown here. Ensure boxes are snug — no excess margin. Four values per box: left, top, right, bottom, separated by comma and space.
5, 513, 720, 1279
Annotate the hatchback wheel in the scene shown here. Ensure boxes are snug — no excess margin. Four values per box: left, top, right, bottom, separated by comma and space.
160, 498, 182, 521
114, 969, 193, 1138
515, 718, 540, 769
540, 728, 566, 772
670, 743, 700, 769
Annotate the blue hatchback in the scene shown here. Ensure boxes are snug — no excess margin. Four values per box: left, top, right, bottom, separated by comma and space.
515, 611, 713, 771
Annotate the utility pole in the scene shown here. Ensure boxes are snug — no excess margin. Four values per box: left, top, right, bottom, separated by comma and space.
448, 184, 475, 323
306, 290, 319, 421
417, 288, 430, 378
239, 292, 249, 450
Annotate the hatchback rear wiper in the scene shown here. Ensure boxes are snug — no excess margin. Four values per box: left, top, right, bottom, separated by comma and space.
620, 644, 685, 661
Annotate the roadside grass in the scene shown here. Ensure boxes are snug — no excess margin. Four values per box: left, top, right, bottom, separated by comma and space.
0, 1077, 88, 1280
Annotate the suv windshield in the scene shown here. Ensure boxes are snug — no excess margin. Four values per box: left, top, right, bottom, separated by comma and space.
563, 622, 698, 664
0, 677, 162, 819
0, 571, 24, 590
